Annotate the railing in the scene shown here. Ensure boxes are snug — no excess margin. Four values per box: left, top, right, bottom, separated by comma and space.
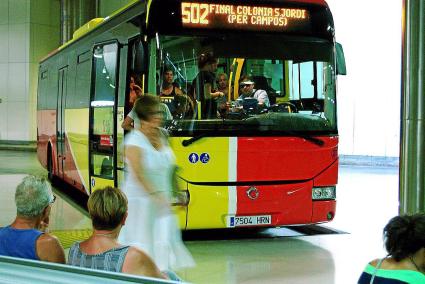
0, 256, 182, 284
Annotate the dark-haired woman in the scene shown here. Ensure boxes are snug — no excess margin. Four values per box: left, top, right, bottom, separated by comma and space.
358, 214, 425, 283
118, 95, 194, 271
192, 52, 224, 119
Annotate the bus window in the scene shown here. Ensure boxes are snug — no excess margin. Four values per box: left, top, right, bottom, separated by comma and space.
154, 34, 336, 134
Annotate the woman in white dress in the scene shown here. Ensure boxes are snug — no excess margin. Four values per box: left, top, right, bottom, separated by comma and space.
119, 95, 194, 271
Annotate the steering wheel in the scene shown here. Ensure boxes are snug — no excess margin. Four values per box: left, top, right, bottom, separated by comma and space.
271, 102, 298, 113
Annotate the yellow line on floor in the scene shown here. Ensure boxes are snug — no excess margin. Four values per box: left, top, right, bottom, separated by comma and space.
50, 229, 92, 249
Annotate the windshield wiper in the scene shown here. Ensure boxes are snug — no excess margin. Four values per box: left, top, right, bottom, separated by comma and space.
182, 133, 207, 147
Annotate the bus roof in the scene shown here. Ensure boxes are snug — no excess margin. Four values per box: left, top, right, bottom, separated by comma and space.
39, 0, 143, 63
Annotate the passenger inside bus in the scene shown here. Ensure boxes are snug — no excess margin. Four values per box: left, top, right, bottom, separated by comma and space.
159, 67, 193, 118
216, 72, 229, 116
160, 68, 184, 97
235, 75, 270, 110
122, 73, 173, 131
192, 52, 225, 119
128, 74, 143, 108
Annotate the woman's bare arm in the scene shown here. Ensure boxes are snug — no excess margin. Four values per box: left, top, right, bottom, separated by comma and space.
204, 83, 224, 99
121, 116, 134, 131
125, 146, 158, 195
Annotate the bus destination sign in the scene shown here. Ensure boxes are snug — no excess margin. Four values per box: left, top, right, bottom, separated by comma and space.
181, 2, 309, 32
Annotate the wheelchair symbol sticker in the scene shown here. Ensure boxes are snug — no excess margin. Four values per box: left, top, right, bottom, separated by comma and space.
200, 153, 210, 163
189, 153, 199, 163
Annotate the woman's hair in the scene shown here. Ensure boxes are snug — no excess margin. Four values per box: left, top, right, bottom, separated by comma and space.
130, 73, 142, 86
15, 175, 53, 218
384, 214, 425, 261
133, 94, 160, 121
198, 51, 217, 69
88, 186, 128, 230
161, 66, 174, 77
217, 73, 228, 81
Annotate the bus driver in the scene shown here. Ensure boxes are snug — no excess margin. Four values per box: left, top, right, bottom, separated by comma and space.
237, 75, 270, 107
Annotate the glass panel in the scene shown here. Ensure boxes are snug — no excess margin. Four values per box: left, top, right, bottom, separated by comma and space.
93, 44, 118, 103
92, 154, 114, 179
93, 107, 114, 135
90, 43, 118, 180
299, 62, 314, 99
155, 35, 336, 135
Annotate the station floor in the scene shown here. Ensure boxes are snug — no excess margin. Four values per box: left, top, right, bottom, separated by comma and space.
0, 150, 399, 284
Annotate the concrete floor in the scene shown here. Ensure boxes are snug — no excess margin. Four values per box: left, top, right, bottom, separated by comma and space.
0, 150, 399, 283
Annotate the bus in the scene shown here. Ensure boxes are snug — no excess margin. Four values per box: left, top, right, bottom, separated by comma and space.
37, 0, 346, 229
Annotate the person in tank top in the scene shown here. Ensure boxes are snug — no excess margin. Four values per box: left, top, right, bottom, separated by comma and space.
159, 68, 193, 118
0, 175, 65, 263
358, 214, 425, 284
68, 186, 166, 279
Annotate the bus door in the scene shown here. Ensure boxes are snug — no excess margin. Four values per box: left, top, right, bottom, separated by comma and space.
89, 43, 119, 192
56, 66, 68, 179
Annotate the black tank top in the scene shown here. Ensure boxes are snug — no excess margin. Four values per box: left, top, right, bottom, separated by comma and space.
160, 86, 177, 97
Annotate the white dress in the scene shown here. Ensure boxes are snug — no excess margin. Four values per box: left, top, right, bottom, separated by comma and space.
119, 129, 195, 271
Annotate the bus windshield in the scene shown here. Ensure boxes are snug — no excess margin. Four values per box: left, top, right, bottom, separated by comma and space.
155, 34, 336, 136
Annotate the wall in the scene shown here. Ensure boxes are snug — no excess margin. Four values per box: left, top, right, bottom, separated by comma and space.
0, 0, 60, 142
98, 0, 136, 17
327, 0, 402, 157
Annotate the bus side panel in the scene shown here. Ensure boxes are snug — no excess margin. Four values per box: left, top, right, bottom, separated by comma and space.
37, 110, 56, 169
64, 108, 90, 194
170, 137, 232, 229
186, 185, 230, 229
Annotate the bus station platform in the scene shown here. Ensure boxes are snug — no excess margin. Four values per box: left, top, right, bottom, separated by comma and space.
0, 150, 398, 283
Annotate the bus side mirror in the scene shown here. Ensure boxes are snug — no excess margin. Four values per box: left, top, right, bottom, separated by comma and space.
132, 39, 146, 74
336, 42, 347, 75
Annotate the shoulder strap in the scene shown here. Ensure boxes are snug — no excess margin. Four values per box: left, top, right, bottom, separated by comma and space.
369, 257, 385, 284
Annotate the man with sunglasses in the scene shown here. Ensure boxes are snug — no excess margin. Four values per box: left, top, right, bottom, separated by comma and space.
237, 75, 270, 108
0, 175, 65, 263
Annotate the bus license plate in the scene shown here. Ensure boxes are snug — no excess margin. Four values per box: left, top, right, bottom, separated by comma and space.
228, 215, 272, 227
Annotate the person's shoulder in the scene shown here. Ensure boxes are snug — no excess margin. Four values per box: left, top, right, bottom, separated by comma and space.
125, 130, 146, 145
369, 258, 380, 267
37, 233, 63, 251
123, 246, 164, 278
36, 233, 65, 263
126, 246, 151, 261
174, 86, 183, 95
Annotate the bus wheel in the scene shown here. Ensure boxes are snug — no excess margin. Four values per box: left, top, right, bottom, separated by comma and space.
47, 150, 53, 181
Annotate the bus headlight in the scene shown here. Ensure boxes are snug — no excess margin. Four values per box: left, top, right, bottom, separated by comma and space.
312, 186, 336, 200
